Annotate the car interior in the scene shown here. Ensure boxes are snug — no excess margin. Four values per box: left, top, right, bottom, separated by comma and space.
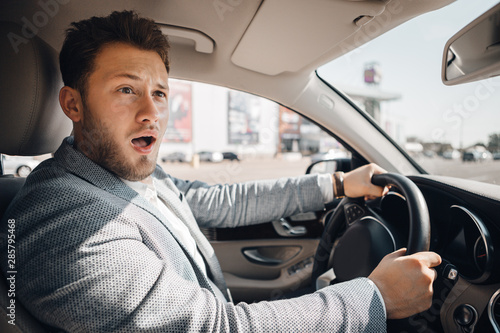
1, 0, 500, 332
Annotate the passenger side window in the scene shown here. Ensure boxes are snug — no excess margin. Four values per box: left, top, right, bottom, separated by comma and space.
160, 79, 350, 184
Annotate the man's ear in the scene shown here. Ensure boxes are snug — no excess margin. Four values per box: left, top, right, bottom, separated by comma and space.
59, 86, 83, 122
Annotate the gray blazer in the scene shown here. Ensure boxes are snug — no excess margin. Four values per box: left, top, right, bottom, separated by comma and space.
1, 137, 386, 332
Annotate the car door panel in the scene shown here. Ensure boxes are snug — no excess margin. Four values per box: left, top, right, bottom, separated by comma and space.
202, 205, 336, 302
212, 238, 319, 303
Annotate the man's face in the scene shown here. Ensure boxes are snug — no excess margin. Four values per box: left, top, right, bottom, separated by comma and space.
75, 43, 169, 181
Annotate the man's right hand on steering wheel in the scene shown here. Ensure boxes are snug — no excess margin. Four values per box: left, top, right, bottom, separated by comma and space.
369, 248, 442, 319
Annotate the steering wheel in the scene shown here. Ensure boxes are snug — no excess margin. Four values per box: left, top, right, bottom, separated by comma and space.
312, 173, 431, 285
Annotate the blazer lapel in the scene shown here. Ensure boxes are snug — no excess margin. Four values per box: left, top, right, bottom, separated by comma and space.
154, 178, 230, 301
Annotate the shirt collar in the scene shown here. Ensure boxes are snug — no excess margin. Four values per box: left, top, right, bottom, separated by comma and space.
121, 176, 158, 204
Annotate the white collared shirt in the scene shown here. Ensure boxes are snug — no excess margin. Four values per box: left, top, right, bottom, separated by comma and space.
121, 176, 208, 276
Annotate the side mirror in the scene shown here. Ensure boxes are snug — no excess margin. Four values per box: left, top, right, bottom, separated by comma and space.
442, 3, 500, 85
306, 157, 352, 175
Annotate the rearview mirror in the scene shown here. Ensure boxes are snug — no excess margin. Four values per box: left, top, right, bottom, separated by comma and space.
442, 3, 500, 86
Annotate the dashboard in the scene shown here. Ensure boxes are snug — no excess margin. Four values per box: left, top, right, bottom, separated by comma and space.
376, 175, 500, 333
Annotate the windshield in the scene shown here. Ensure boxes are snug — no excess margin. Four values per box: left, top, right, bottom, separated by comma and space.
318, 0, 500, 185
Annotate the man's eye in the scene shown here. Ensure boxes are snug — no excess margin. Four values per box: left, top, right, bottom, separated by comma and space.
154, 91, 166, 98
119, 87, 133, 94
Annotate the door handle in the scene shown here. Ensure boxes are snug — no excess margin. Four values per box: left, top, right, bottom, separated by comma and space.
242, 249, 283, 265
272, 218, 307, 237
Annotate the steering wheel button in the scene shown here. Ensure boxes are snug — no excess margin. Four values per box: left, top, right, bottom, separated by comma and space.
345, 204, 365, 224
448, 268, 458, 281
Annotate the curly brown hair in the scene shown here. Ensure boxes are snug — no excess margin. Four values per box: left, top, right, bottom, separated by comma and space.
59, 10, 170, 100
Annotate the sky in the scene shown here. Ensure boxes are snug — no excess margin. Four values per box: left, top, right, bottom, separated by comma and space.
318, 0, 500, 149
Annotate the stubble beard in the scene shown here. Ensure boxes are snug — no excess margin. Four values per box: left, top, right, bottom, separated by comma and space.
76, 106, 158, 181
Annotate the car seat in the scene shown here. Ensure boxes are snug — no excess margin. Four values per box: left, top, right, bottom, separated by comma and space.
0, 21, 72, 333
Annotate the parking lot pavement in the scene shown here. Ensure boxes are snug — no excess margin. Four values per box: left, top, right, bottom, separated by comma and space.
160, 157, 313, 185
418, 158, 500, 185
160, 156, 500, 186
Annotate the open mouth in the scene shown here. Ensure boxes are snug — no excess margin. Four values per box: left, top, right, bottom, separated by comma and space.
132, 136, 154, 147
131, 136, 156, 153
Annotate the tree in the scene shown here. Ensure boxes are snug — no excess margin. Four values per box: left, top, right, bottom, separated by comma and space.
488, 133, 500, 152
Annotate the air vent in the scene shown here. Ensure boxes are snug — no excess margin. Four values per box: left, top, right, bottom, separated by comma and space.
488, 289, 500, 333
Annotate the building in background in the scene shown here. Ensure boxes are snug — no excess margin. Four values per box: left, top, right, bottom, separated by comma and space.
160, 75, 400, 163
160, 80, 280, 162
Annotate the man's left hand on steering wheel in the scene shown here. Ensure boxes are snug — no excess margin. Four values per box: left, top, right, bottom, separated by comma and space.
341, 163, 390, 200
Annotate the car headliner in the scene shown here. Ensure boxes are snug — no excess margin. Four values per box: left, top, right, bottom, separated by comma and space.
0, 0, 454, 173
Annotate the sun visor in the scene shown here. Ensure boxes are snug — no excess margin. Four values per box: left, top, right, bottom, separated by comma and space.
231, 0, 388, 76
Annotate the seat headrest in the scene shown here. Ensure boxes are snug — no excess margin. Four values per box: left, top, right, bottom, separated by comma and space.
0, 21, 72, 156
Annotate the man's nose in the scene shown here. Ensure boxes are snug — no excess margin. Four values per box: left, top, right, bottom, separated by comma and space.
136, 95, 160, 123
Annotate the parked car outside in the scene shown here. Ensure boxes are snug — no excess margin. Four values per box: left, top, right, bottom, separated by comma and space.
2, 155, 40, 177
463, 150, 481, 162
161, 152, 190, 163
422, 150, 436, 158
463, 148, 493, 162
222, 152, 240, 161
198, 151, 223, 163
482, 151, 494, 161
442, 150, 460, 159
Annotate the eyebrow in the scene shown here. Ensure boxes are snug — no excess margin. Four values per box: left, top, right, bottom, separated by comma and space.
110, 73, 169, 90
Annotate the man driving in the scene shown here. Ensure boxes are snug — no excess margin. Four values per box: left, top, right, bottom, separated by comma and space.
1, 10, 441, 332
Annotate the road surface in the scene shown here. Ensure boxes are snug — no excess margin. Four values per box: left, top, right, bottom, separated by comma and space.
160, 156, 500, 186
